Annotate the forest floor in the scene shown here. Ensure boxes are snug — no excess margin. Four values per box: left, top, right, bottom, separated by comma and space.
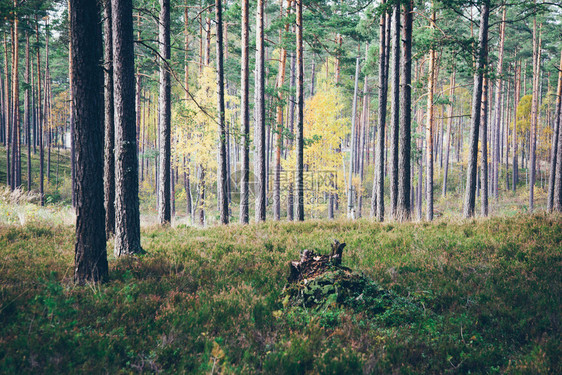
1, 212, 561, 373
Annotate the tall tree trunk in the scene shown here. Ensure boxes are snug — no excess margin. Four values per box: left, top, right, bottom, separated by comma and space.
547, 49, 562, 211
426, 8, 436, 221
492, 7, 506, 200
25, 31, 31, 191
529, 20, 541, 212
505, 80, 511, 191
295, 0, 304, 221
68, 7, 76, 207
4, 33, 11, 189
113, 0, 142, 256
371, 1, 388, 221
198, 167, 206, 225
158, 0, 171, 225
239, 0, 250, 223
273, 0, 290, 221
35, 19, 44, 205
481, 74, 489, 216
357, 74, 368, 218
184, 5, 192, 218
287, 53, 296, 220
397, 0, 412, 221
71, 0, 108, 284
45, 23, 51, 186
255, 0, 266, 222
11, 10, 19, 190
442, 72, 454, 198
347, 55, 360, 218
463, 1, 489, 218
216, 0, 229, 224
103, 0, 115, 238
513, 60, 520, 191
389, 1, 400, 219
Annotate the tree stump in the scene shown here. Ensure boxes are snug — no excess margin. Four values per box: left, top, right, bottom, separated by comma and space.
287, 239, 349, 283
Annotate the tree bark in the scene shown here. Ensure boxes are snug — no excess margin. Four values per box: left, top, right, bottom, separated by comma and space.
513, 61, 520, 191
273, 0, 290, 221
239, 0, 250, 224
529, 20, 541, 212
295, 0, 305, 221
103, 0, 115, 238
216, 0, 229, 224
389, 1, 400, 219
25, 31, 31, 191
255, 0, 266, 222
492, 7, 506, 200
71, 0, 108, 284
347, 55, 360, 218
463, 1, 489, 218
397, 0, 412, 221
112, 0, 142, 256
158, 0, 171, 225
33, 20, 44, 205
442, 72, 454, 198
426, 8, 436, 221
184, 6, 193, 218
548, 49, 562, 211
481, 74, 489, 216
11, 8, 19, 190
198, 166, 206, 225
371, 1, 388, 221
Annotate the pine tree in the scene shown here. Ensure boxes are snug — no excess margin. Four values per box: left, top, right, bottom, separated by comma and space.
157, 0, 171, 225
113, 0, 142, 256
103, 0, 115, 238
463, 1, 489, 218
71, 0, 108, 284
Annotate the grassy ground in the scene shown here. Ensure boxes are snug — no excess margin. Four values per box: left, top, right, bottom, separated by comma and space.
1, 214, 560, 373
0, 146, 72, 204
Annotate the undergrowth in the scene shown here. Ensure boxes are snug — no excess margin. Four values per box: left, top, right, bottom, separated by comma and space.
0, 214, 560, 373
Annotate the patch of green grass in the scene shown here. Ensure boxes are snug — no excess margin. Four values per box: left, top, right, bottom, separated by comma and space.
0, 214, 561, 373
0, 146, 73, 205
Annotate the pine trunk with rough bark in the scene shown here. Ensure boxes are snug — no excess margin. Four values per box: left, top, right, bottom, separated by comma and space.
295, 0, 304, 221
426, 9, 436, 221
547, 49, 562, 211
371, 2, 388, 221
158, 0, 171, 225
239, 0, 250, 223
481, 75, 489, 216
442, 72, 454, 198
347, 56, 360, 218
103, 0, 115, 238
513, 61, 520, 191
183, 6, 192, 217
492, 7, 506, 200
389, 1, 400, 219
11, 9, 19, 190
273, 0, 290, 221
397, 0, 412, 221
25, 32, 31, 191
529, 19, 541, 212
112, 0, 142, 256
71, 0, 108, 284
216, 0, 229, 224
463, 1, 489, 218
255, 0, 266, 222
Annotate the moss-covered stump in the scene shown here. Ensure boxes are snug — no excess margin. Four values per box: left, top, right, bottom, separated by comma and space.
282, 241, 423, 326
